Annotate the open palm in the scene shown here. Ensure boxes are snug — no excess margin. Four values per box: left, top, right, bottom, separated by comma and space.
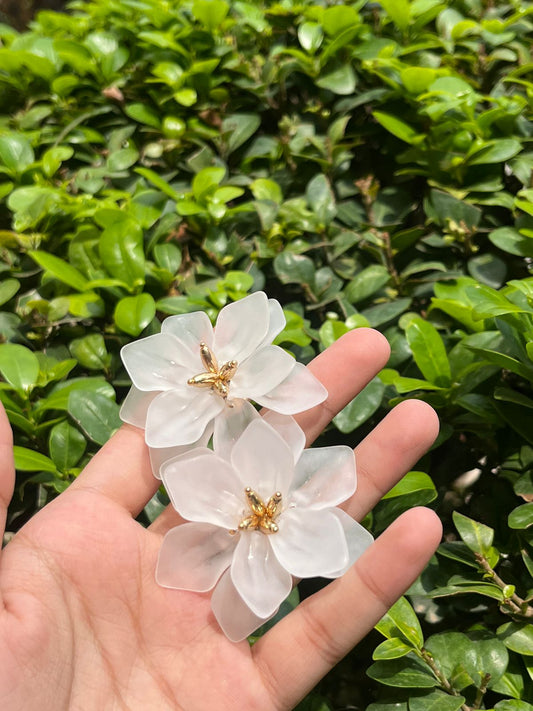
0, 329, 442, 711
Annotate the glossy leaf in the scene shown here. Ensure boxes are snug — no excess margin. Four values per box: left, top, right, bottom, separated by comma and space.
0, 343, 39, 393
68, 390, 121, 445
48, 420, 86, 471
114, 293, 156, 336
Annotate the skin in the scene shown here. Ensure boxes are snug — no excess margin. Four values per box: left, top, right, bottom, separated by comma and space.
0, 328, 442, 711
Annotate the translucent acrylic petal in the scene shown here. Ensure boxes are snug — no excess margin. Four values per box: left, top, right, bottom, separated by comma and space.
156, 523, 235, 592
161, 310, 213, 363
290, 446, 356, 510
213, 399, 260, 462
325, 509, 374, 577
213, 292, 269, 363
231, 533, 292, 618
119, 385, 157, 429
161, 449, 243, 529
145, 389, 224, 447
256, 299, 286, 350
270, 508, 348, 578
211, 570, 274, 642
121, 333, 195, 391
230, 346, 295, 400
261, 412, 305, 465
149, 425, 212, 479
255, 362, 327, 414
230, 419, 295, 499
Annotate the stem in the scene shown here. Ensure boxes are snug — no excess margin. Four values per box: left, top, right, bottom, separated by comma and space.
475, 553, 533, 619
420, 648, 470, 711
472, 673, 491, 709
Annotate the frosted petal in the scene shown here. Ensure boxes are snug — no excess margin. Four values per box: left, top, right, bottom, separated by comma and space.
290, 446, 356, 510
230, 346, 295, 400
213, 400, 260, 462
156, 523, 235, 592
145, 389, 224, 447
270, 508, 348, 578
161, 311, 213, 363
231, 533, 292, 618
325, 509, 374, 577
119, 385, 157, 429
257, 299, 286, 350
161, 449, 243, 530
213, 292, 269, 363
255, 362, 327, 414
261, 412, 305, 465
230, 419, 294, 500
121, 334, 194, 391
149, 425, 212, 479
211, 570, 273, 642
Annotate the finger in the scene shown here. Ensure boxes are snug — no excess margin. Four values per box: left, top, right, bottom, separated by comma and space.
0, 404, 15, 544
253, 507, 442, 710
69, 423, 159, 517
295, 328, 391, 446
347, 398, 439, 519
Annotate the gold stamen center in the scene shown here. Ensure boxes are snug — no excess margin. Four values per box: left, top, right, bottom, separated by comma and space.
187, 343, 238, 400
236, 487, 282, 535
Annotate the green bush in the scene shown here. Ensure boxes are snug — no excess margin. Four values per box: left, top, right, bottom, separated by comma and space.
1, 0, 533, 707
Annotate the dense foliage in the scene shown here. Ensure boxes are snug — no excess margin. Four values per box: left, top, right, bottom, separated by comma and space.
1, 0, 533, 707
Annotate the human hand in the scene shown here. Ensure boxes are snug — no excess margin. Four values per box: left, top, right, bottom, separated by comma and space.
0, 328, 442, 711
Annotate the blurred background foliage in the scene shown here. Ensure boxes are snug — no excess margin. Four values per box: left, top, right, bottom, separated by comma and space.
0, 0, 532, 708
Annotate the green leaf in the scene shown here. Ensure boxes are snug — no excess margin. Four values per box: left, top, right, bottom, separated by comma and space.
36, 378, 115, 413
274, 253, 315, 287
114, 293, 156, 336
69, 334, 110, 371
497, 622, 533, 656
406, 317, 451, 387
382, 471, 436, 500
0, 278, 20, 306
373, 638, 414, 660
99, 220, 145, 286
0, 132, 34, 173
367, 657, 436, 688
298, 22, 323, 52
453, 511, 494, 555
344, 265, 390, 304
494, 702, 533, 711
42, 145, 74, 177
68, 390, 121, 446
376, 597, 424, 648
192, 167, 226, 202
408, 689, 466, 711
48, 420, 86, 471
322, 5, 359, 35
333, 377, 384, 433
14, 445, 57, 473
373, 112, 419, 145
489, 227, 533, 257
380, 0, 411, 31
154, 243, 182, 274
306, 175, 336, 225
0, 343, 39, 393
220, 114, 261, 154
124, 103, 161, 128
467, 138, 522, 166
192, 0, 229, 29
508, 503, 533, 530
29, 251, 89, 292
317, 64, 356, 95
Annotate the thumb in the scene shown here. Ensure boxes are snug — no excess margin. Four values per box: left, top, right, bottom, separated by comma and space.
0, 404, 15, 546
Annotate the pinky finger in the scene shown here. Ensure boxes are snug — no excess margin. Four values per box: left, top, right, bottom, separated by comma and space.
253, 507, 442, 711
0, 405, 15, 546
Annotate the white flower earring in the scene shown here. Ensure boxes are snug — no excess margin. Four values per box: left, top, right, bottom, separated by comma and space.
155, 418, 373, 641
119, 291, 327, 450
